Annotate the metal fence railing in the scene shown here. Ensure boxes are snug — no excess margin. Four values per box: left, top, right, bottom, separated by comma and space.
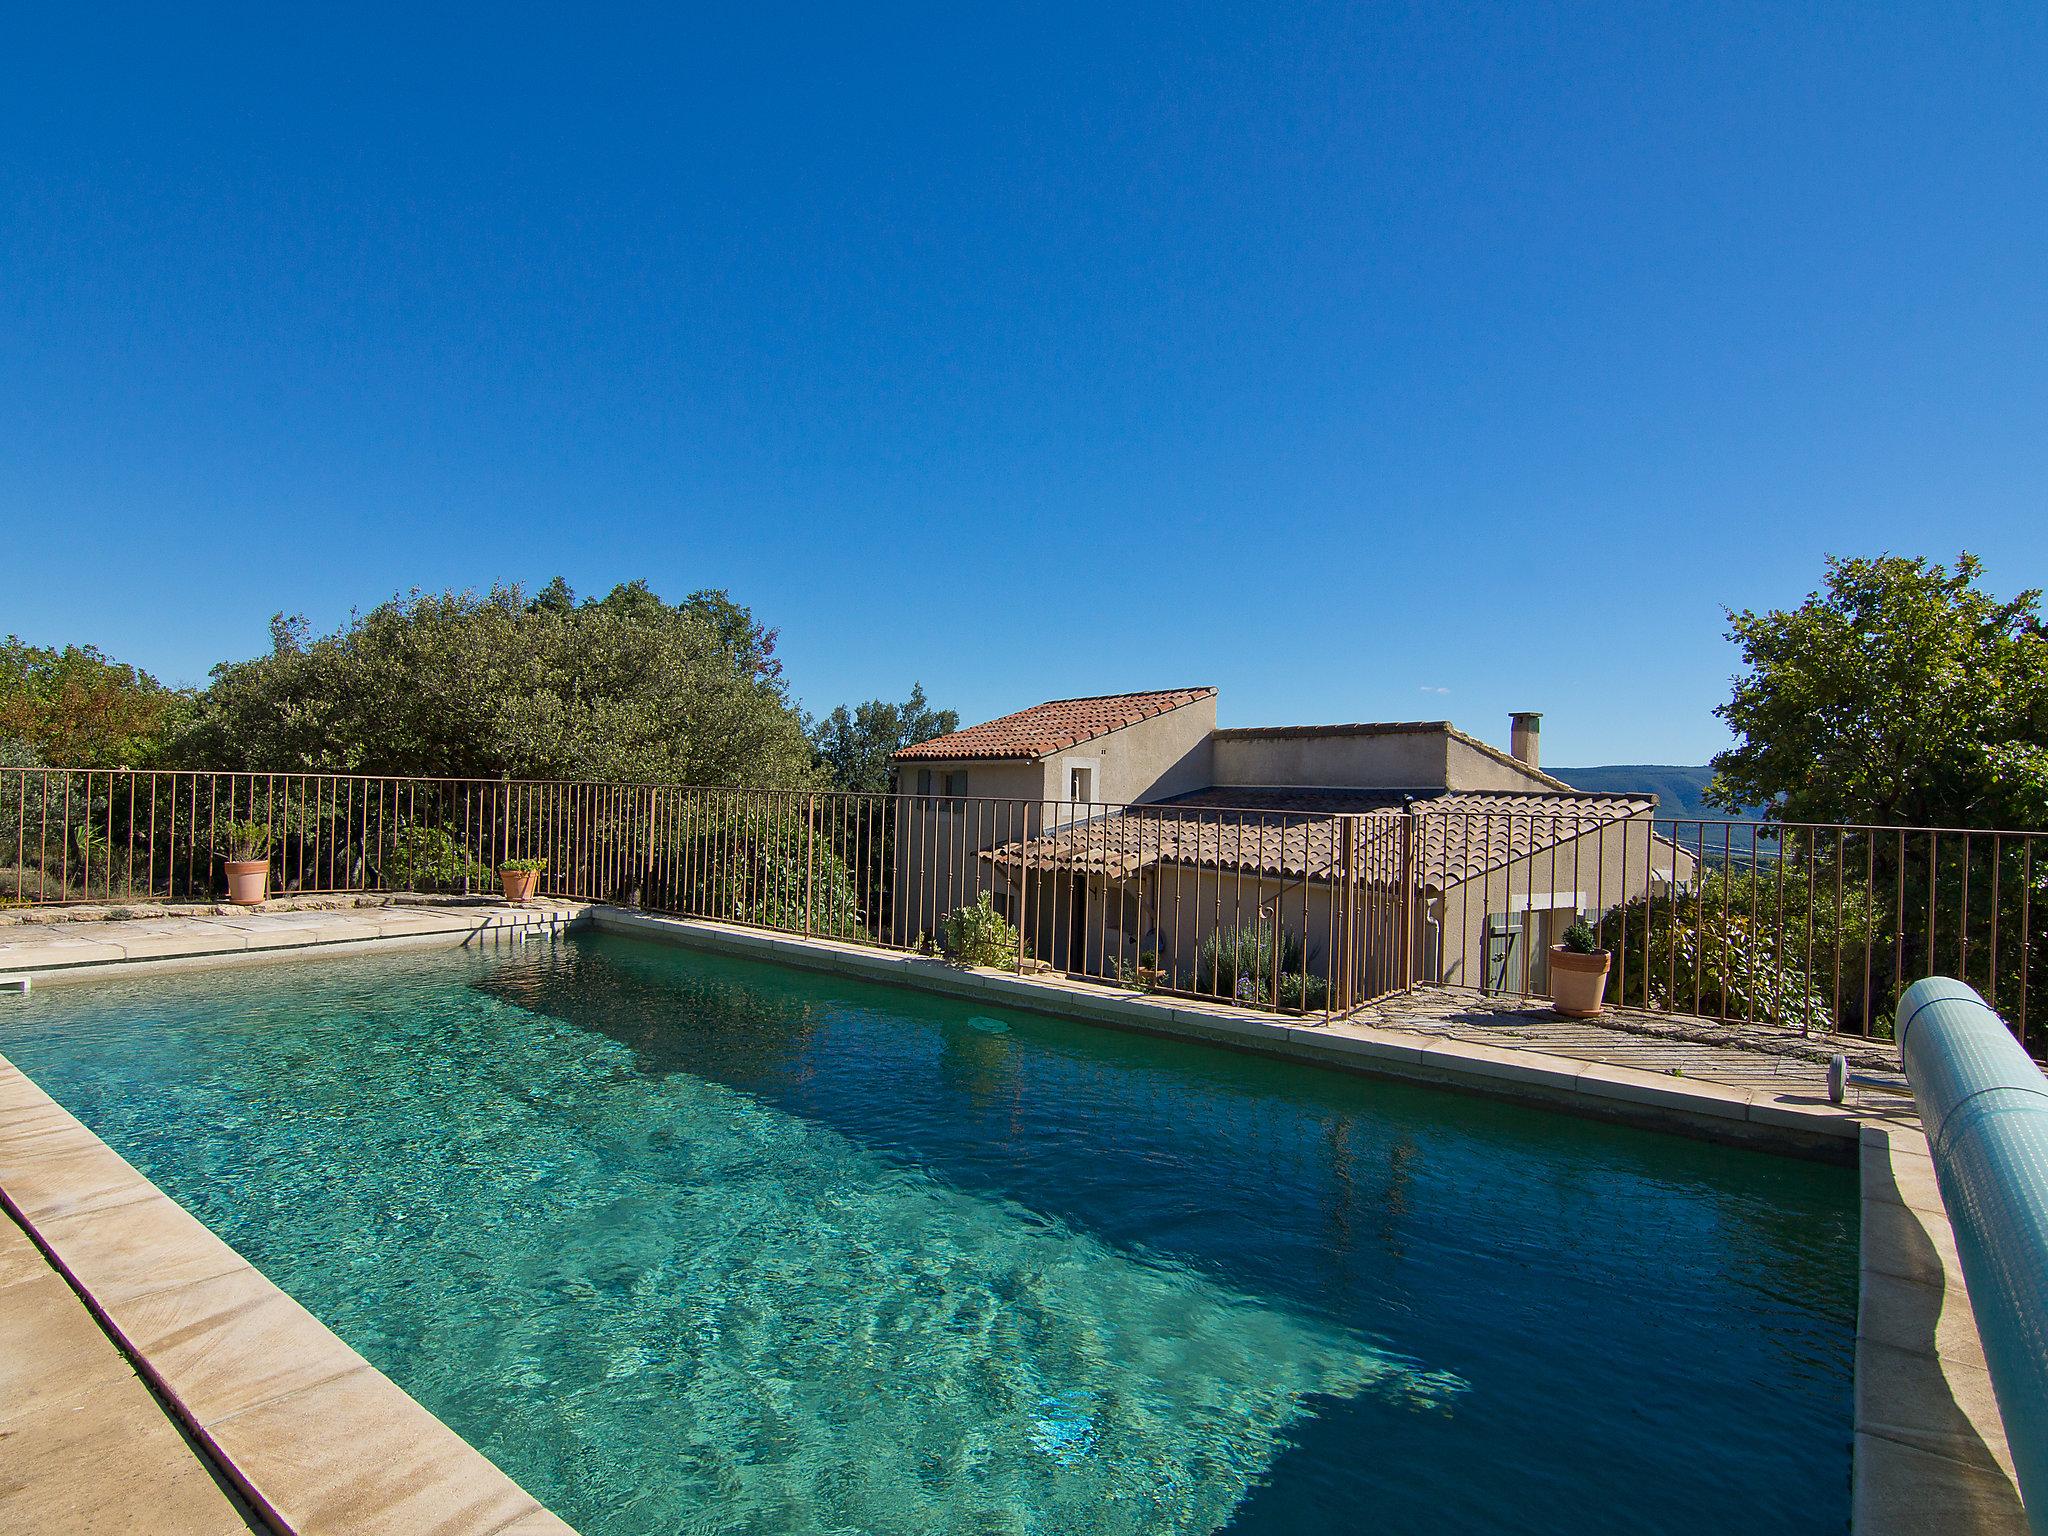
559, 785, 1405, 1018
3, 768, 2042, 1047
0, 770, 563, 908
1424, 812, 2046, 1051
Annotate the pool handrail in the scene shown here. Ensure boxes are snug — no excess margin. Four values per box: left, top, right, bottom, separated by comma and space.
1897, 975, 2048, 1532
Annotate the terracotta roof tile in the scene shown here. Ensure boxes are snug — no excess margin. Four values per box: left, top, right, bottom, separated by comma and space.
982, 788, 1661, 888
893, 688, 1215, 762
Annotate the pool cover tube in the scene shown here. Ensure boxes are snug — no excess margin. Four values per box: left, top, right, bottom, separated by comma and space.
1897, 976, 2048, 1530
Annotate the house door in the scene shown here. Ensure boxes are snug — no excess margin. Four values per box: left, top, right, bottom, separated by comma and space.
1485, 913, 1522, 995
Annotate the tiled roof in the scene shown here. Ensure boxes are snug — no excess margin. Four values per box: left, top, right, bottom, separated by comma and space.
893, 688, 1216, 762
981, 789, 1658, 889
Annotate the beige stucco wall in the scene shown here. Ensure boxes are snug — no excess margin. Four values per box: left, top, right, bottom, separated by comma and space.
896, 760, 1044, 802
1441, 733, 1561, 792
902, 711, 1552, 804
997, 810, 1692, 1007
1209, 728, 1450, 790
887, 696, 1218, 940
893, 693, 1215, 809
1010, 863, 1329, 991
882, 701, 1677, 985
886, 792, 1031, 944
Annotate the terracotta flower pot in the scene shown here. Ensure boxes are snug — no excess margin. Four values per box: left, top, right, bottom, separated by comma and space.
1548, 946, 1612, 1018
499, 868, 539, 905
224, 859, 271, 906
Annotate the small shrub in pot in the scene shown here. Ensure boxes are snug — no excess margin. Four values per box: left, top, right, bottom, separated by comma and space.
1548, 918, 1612, 1018
217, 820, 275, 906
498, 857, 547, 905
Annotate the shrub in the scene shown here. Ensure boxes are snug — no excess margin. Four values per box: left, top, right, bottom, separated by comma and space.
499, 856, 549, 874
382, 825, 494, 892
1593, 865, 1873, 1033
660, 800, 867, 936
1278, 970, 1330, 1011
941, 892, 1023, 968
1195, 920, 1326, 1009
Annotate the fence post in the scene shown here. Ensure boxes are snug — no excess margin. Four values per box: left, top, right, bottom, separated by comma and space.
1338, 814, 1359, 1014
1017, 802, 1032, 974
803, 793, 815, 935
646, 786, 659, 908
1398, 802, 1419, 993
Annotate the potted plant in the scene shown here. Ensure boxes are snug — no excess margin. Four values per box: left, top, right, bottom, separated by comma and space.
498, 856, 547, 904
218, 820, 274, 906
1548, 918, 1612, 1018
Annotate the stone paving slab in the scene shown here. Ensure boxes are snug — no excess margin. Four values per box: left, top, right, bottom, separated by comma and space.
0, 1210, 259, 1534
0, 892, 535, 927
1854, 1124, 2027, 1535
0, 898, 585, 978
1346, 987, 1909, 1100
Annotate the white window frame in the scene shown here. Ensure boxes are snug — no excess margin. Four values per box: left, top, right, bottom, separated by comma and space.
1064, 757, 1100, 804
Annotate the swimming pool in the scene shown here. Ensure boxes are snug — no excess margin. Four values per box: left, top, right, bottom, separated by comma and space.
0, 931, 1855, 1534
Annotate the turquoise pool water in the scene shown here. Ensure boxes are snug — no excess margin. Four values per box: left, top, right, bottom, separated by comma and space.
0, 932, 1855, 1534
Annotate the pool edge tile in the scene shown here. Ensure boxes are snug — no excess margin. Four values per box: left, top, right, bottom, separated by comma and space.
199, 1364, 546, 1536
1569, 1060, 1754, 1122
1414, 1036, 1589, 1091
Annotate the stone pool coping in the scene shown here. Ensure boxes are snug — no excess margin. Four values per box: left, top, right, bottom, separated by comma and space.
0, 899, 585, 980
1855, 1123, 2026, 1533
1, 1197, 262, 1532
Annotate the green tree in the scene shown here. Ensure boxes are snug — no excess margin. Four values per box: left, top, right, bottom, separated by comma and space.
1708, 554, 2048, 1036
0, 637, 188, 766
174, 582, 816, 785
1709, 553, 2048, 827
807, 684, 957, 793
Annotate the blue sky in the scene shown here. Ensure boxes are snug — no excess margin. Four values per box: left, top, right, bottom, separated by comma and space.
4, 3, 2043, 766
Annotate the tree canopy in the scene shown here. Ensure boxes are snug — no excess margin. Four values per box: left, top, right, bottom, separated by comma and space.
1709, 553, 2048, 827
173, 581, 817, 785
807, 684, 958, 793
0, 637, 188, 767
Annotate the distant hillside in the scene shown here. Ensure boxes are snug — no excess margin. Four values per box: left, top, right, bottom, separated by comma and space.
1550, 764, 1747, 821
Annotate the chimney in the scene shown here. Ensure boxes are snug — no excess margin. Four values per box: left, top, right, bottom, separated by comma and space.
1509, 712, 1542, 768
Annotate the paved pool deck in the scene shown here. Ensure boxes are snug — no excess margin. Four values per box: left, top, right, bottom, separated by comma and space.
0, 894, 586, 974
0, 1200, 261, 1532
0, 900, 2027, 1534
1346, 986, 1911, 1103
